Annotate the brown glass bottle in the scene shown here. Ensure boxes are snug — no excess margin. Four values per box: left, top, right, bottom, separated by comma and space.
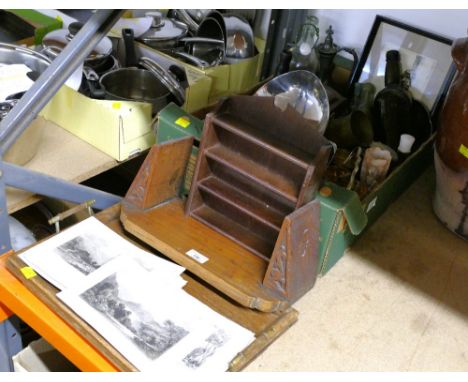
373, 50, 412, 152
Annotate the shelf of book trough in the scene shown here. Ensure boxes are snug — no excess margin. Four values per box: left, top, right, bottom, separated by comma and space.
0, 204, 298, 372
6, 118, 120, 214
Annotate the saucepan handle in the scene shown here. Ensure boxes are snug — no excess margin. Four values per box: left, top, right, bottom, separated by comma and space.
180, 37, 225, 46
122, 28, 138, 68
173, 51, 210, 68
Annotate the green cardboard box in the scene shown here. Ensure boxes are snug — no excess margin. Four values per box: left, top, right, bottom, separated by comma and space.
157, 104, 434, 276
317, 137, 434, 275
156, 103, 203, 193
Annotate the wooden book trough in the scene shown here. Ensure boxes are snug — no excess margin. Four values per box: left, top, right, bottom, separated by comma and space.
121, 96, 331, 313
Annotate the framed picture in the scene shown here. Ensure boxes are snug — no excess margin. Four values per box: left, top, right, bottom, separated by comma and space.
350, 15, 456, 116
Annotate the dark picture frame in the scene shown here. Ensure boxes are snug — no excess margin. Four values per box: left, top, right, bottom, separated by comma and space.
350, 15, 456, 117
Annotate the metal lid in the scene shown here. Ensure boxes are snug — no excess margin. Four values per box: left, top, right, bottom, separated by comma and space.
139, 12, 188, 43
42, 26, 112, 61
139, 57, 185, 105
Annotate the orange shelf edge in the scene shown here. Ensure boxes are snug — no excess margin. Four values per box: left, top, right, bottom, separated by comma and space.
0, 251, 118, 372
0, 303, 13, 322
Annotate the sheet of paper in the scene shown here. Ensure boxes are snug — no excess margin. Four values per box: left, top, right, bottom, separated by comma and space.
154, 310, 255, 372
58, 256, 254, 371
19, 217, 185, 290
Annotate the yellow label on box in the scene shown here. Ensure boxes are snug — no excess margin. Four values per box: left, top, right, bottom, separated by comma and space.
175, 116, 191, 128
20, 267, 37, 280
112, 102, 122, 110
459, 144, 468, 159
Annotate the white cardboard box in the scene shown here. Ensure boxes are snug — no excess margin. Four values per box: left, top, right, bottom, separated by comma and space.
12, 338, 78, 372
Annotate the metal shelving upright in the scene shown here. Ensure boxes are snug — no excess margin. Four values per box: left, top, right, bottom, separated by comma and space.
0, 9, 125, 371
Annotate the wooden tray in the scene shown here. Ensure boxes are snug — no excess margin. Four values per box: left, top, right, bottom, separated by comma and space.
6, 204, 298, 372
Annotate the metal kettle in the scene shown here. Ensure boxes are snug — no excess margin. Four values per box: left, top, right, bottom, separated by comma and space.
317, 25, 358, 89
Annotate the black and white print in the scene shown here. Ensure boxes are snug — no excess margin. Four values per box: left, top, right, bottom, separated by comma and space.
182, 329, 229, 369
56, 235, 112, 275
19, 217, 185, 291
80, 273, 189, 360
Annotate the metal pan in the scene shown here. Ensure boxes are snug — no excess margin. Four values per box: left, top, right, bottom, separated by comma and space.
99, 67, 171, 114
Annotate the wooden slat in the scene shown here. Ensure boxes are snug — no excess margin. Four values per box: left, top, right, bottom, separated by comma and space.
214, 114, 313, 169
199, 176, 285, 230
206, 145, 299, 203
192, 204, 275, 260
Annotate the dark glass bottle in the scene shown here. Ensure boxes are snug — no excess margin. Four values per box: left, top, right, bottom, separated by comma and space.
373, 50, 412, 153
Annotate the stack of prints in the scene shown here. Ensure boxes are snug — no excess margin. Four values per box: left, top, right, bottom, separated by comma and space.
19, 217, 254, 371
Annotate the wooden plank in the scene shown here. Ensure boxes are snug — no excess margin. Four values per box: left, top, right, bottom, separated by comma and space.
4, 204, 298, 371
121, 200, 289, 313
6, 120, 119, 214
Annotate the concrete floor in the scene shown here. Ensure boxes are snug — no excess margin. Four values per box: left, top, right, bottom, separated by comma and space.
245, 166, 468, 371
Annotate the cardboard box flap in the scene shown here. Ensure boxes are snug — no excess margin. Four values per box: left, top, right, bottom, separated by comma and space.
318, 182, 367, 235
40, 85, 154, 160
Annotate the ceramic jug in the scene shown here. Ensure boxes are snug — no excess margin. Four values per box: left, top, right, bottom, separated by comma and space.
433, 36, 468, 240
